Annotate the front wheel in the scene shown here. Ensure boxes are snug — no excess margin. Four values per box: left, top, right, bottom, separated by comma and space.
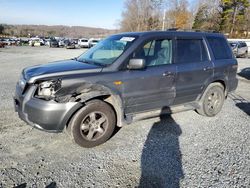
196, 83, 225, 117
67, 100, 116, 148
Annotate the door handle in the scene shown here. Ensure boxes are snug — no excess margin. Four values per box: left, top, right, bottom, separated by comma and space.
203, 67, 213, 71
163, 71, 174, 77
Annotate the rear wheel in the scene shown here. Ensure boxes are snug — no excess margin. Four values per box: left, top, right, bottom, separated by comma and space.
67, 100, 116, 148
197, 83, 225, 117
243, 51, 248, 58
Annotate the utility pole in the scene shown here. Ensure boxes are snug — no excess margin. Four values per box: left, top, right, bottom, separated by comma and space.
162, 9, 166, 30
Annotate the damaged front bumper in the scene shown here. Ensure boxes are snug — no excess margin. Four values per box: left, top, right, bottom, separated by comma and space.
14, 84, 82, 132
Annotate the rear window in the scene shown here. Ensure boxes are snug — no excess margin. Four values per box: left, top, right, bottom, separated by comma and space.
175, 39, 208, 64
207, 36, 232, 60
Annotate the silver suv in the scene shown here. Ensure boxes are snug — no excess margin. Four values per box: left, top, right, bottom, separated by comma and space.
229, 41, 248, 58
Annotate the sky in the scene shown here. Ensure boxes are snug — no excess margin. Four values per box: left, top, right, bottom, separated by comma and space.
0, 0, 125, 29
0, 0, 196, 29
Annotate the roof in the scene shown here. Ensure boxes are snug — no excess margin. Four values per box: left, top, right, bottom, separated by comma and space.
115, 30, 224, 38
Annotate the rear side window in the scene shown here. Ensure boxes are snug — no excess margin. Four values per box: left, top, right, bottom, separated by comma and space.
241, 42, 247, 47
207, 37, 232, 60
175, 39, 208, 64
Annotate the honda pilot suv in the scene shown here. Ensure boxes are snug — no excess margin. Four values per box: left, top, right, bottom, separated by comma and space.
14, 31, 238, 147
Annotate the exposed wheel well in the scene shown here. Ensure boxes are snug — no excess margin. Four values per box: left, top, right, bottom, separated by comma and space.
212, 80, 226, 91
66, 94, 123, 130
209, 80, 227, 99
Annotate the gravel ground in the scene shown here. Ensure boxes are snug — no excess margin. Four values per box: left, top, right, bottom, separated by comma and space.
0, 46, 249, 188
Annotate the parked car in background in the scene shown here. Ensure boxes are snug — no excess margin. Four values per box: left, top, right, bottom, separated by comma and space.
2, 38, 12, 46
19, 38, 29, 46
72, 39, 79, 45
0, 38, 6, 48
45, 39, 51, 46
29, 38, 45, 47
49, 38, 59, 48
65, 40, 76, 49
78, 38, 89, 48
88, 38, 100, 47
229, 41, 248, 58
58, 39, 65, 47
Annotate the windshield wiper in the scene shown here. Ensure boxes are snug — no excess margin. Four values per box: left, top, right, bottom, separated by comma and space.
77, 58, 106, 67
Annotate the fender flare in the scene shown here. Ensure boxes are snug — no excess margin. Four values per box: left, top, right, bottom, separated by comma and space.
73, 84, 125, 127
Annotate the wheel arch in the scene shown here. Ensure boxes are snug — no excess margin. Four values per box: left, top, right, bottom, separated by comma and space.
198, 79, 227, 102
64, 84, 125, 128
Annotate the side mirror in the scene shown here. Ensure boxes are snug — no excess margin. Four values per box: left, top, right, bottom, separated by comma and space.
127, 59, 146, 70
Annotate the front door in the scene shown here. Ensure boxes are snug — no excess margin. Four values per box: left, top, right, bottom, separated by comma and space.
120, 38, 177, 114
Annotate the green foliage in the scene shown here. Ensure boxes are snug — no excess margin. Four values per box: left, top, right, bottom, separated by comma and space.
220, 0, 250, 37
192, 4, 208, 29
0, 25, 4, 34
192, 2, 221, 31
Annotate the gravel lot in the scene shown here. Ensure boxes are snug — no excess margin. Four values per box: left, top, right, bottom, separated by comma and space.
0, 46, 249, 188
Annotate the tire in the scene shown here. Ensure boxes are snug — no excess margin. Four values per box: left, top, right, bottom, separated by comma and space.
243, 51, 248, 58
67, 100, 116, 148
196, 83, 225, 117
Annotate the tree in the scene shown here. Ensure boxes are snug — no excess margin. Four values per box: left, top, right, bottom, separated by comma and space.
245, 7, 250, 37
165, 0, 192, 29
192, 0, 221, 31
120, 0, 163, 32
0, 25, 4, 35
192, 4, 207, 29
220, 0, 250, 37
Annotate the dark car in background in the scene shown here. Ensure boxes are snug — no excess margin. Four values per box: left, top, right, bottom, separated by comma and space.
14, 31, 238, 148
65, 40, 76, 49
49, 38, 59, 48
0, 38, 6, 48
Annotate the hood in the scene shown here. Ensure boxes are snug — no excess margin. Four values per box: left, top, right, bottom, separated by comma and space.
23, 59, 102, 83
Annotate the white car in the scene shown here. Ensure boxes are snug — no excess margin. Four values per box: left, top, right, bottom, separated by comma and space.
229, 41, 248, 58
78, 38, 89, 48
88, 38, 101, 47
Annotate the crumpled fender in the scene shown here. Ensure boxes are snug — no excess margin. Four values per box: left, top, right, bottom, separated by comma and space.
56, 82, 125, 127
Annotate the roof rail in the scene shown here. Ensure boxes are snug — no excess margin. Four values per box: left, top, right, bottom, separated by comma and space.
166, 28, 220, 33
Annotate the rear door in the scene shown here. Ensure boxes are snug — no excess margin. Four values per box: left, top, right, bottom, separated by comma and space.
173, 36, 214, 105
206, 36, 238, 92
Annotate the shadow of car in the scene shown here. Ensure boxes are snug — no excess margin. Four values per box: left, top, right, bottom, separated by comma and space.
238, 68, 250, 80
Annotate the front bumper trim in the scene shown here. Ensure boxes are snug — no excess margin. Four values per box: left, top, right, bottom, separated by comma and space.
14, 85, 82, 132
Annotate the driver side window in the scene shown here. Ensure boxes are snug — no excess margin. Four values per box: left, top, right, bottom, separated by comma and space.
134, 39, 172, 67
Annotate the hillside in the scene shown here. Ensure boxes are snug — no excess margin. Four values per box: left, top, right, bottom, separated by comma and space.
0, 24, 118, 38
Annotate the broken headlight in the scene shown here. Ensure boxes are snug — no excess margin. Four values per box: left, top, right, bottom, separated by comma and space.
37, 80, 61, 99
18, 75, 26, 91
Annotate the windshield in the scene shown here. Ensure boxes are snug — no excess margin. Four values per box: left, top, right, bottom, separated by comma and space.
77, 35, 137, 66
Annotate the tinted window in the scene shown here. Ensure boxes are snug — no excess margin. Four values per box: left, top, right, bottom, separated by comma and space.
207, 37, 232, 60
241, 42, 247, 47
229, 42, 237, 48
134, 39, 172, 66
175, 39, 208, 64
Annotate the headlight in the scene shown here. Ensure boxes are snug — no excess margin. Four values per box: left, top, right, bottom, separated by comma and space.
37, 80, 61, 99
18, 75, 26, 90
